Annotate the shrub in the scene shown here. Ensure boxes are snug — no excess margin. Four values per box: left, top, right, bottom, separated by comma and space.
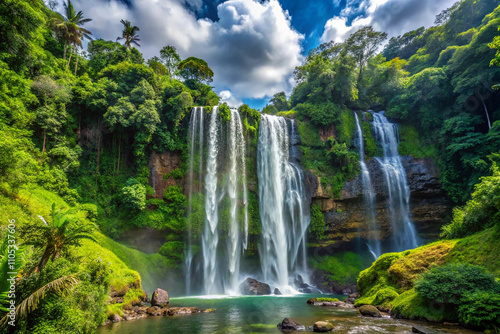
316, 297, 339, 302
458, 291, 500, 330
121, 178, 146, 211
159, 241, 184, 262
308, 204, 325, 240
415, 263, 497, 305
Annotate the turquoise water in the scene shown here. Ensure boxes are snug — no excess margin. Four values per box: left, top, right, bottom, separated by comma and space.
97, 295, 479, 333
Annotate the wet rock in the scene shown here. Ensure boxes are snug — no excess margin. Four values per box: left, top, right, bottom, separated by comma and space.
239, 278, 271, 295
322, 301, 354, 308
313, 321, 334, 332
109, 314, 122, 323
166, 307, 200, 316
277, 318, 305, 332
151, 288, 169, 307
146, 306, 164, 316
358, 305, 381, 318
412, 326, 437, 334
274, 288, 282, 295
307, 298, 317, 304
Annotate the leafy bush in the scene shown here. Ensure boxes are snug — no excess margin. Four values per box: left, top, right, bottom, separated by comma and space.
121, 178, 146, 211
458, 291, 500, 330
415, 263, 497, 305
441, 163, 500, 239
316, 297, 339, 302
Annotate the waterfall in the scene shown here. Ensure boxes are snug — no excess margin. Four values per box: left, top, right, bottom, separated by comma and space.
372, 112, 418, 252
185, 107, 204, 295
257, 115, 310, 293
353, 112, 381, 260
183, 106, 249, 295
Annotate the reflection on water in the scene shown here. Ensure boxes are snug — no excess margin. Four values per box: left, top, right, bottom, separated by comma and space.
97, 295, 479, 334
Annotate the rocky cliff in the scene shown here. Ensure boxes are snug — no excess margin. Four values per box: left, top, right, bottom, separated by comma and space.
304, 156, 453, 248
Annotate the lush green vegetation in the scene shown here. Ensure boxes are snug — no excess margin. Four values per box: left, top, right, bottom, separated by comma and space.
310, 251, 371, 286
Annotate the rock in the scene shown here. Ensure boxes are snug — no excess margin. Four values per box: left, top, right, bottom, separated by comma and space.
239, 278, 271, 295
349, 293, 360, 299
277, 318, 305, 331
313, 321, 334, 332
376, 306, 390, 313
151, 288, 169, 307
148, 151, 182, 198
412, 326, 437, 334
274, 288, 282, 295
307, 298, 317, 304
346, 297, 356, 304
146, 306, 164, 316
301, 288, 312, 293
109, 314, 122, 323
297, 274, 304, 284
358, 305, 381, 318
322, 301, 354, 308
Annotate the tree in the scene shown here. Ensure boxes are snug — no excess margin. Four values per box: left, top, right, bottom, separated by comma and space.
159, 45, 181, 76
178, 57, 214, 83
269, 92, 290, 112
345, 26, 387, 82
117, 19, 140, 49
52, 0, 92, 72
20, 203, 96, 273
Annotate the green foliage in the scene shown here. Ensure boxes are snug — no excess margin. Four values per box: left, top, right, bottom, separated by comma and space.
218, 103, 231, 122
308, 204, 325, 240
121, 178, 146, 211
397, 125, 438, 158
458, 291, 500, 330
441, 163, 500, 238
415, 263, 497, 305
311, 251, 371, 285
158, 241, 184, 262
161, 186, 187, 231
269, 91, 290, 112
178, 57, 214, 83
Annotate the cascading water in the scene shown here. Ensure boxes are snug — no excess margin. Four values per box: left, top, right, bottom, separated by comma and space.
184, 106, 249, 295
257, 115, 310, 293
353, 112, 381, 260
185, 107, 204, 295
372, 111, 418, 252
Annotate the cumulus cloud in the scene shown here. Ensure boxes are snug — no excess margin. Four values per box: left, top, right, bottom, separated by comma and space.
219, 90, 242, 107
60, 0, 303, 105
322, 0, 457, 44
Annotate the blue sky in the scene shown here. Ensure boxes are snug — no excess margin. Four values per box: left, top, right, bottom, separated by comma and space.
61, 0, 455, 109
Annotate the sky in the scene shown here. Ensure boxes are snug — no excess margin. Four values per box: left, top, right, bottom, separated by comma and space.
58, 0, 457, 109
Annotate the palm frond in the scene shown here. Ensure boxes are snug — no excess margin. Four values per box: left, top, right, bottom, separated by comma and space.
0, 275, 79, 328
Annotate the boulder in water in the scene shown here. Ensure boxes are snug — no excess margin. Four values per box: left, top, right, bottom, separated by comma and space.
151, 288, 169, 307
307, 298, 317, 304
239, 278, 271, 295
358, 305, 381, 318
313, 321, 334, 332
274, 288, 282, 295
277, 318, 305, 331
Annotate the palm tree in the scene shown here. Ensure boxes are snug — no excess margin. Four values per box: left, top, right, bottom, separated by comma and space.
117, 19, 141, 49
52, 0, 92, 72
21, 203, 96, 273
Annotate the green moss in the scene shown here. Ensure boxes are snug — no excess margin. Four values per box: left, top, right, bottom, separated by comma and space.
391, 288, 457, 322
159, 241, 184, 262
361, 119, 377, 158
276, 110, 298, 118
398, 124, 438, 158
336, 109, 357, 146
298, 121, 323, 147
316, 297, 340, 302
308, 204, 325, 240
311, 251, 371, 286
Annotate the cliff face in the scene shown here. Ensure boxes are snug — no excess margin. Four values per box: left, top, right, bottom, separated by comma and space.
148, 151, 182, 198
305, 156, 453, 246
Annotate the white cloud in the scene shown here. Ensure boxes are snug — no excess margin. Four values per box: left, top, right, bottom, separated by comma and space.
62, 0, 303, 106
219, 90, 242, 107
322, 0, 457, 44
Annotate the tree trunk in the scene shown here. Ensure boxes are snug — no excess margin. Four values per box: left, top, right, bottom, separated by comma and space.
74, 53, 79, 75
42, 130, 46, 155
66, 46, 73, 71
35, 246, 52, 273
63, 42, 67, 60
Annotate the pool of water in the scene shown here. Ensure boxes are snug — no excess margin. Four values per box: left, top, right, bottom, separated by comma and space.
97, 295, 479, 334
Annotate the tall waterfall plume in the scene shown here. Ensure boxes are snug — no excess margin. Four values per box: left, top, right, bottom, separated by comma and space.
183, 107, 249, 295
353, 112, 381, 260
257, 115, 310, 293
372, 112, 418, 251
